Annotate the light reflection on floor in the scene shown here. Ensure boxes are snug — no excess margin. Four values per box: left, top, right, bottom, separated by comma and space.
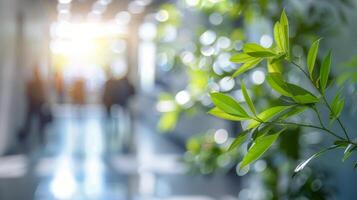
0, 104, 239, 200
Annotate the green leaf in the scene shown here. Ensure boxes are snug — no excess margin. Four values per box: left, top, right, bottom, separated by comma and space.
208, 107, 250, 121
266, 73, 292, 97
343, 144, 357, 162
241, 81, 256, 115
330, 91, 345, 122
267, 73, 319, 104
334, 140, 350, 147
320, 51, 332, 93
230, 53, 255, 63
274, 22, 284, 52
279, 106, 308, 120
243, 43, 277, 57
247, 106, 291, 129
232, 58, 263, 78
280, 10, 289, 58
307, 39, 321, 78
210, 92, 248, 117
227, 130, 249, 152
252, 125, 272, 141
286, 83, 319, 104
267, 59, 283, 73
294, 145, 339, 173
240, 129, 284, 169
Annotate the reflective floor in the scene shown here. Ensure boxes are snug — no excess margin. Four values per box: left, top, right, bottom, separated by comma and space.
0, 104, 239, 200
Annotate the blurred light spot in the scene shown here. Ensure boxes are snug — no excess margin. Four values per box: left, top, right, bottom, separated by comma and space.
199, 94, 211, 106
236, 163, 250, 176
158, 53, 169, 68
139, 42, 156, 91
209, 13, 223, 25
57, 3, 71, 13
156, 100, 176, 112
162, 25, 177, 42
217, 53, 231, 71
139, 172, 156, 196
155, 10, 169, 22
58, 0, 71, 4
198, 57, 211, 70
139, 22, 157, 41
111, 40, 126, 54
238, 188, 252, 199
175, 90, 191, 106
219, 77, 235, 92
128, 1, 145, 14
260, 34, 273, 48
185, 0, 199, 7
200, 30, 216, 46
213, 62, 223, 75
234, 40, 244, 51
201, 46, 215, 57
111, 58, 128, 78
115, 11, 131, 25
251, 70, 265, 85
50, 166, 77, 199
217, 154, 231, 167
92, 1, 107, 14
254, 160, 267, 172
99, 0, 112, 5
233, 89, 244, 102
180, 51, 195, 65
217, 36, 231, 49
214, 129, 228, 144
311, 179, 322, 191
135, 0, 152, 6
208, 82, 220, 92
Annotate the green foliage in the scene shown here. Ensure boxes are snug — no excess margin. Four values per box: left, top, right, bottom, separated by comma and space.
210, 92, 248, 117
240, 129, 284, 169
307, 39, 321, 79
320, 51, 332, 94
232, 57, 263, 78
208, 10, 355, 173
247, 106, 291, 129
330, 91, 345, 123
227, 130, 249, 152
240, 81, 256, 115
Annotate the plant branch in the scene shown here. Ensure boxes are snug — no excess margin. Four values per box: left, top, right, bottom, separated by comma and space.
290, 60, 351, 142
254, 117, 347, 141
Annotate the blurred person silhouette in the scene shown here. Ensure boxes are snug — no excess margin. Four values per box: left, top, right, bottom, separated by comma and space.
19, 65, 52, 146
102, 71, 116, 118
71, 78, 86, 105
102, 70, 135, 153
54, 71, 65, 104
70, 78, 86, 118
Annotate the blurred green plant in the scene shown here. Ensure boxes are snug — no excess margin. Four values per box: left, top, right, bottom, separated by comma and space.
209, 11, 357, 173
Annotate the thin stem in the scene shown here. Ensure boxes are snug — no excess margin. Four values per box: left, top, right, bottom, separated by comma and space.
254, 118, 345, 141
312, 106, 325, 129
321, 96, 351, 141
290, 61, 351, 142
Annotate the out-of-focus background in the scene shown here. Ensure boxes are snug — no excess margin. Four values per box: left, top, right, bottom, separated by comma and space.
0, 0, 356, 199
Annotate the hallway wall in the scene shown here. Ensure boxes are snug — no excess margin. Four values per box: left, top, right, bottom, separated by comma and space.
0, 0, 50, 155
0, 0, 20, 155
